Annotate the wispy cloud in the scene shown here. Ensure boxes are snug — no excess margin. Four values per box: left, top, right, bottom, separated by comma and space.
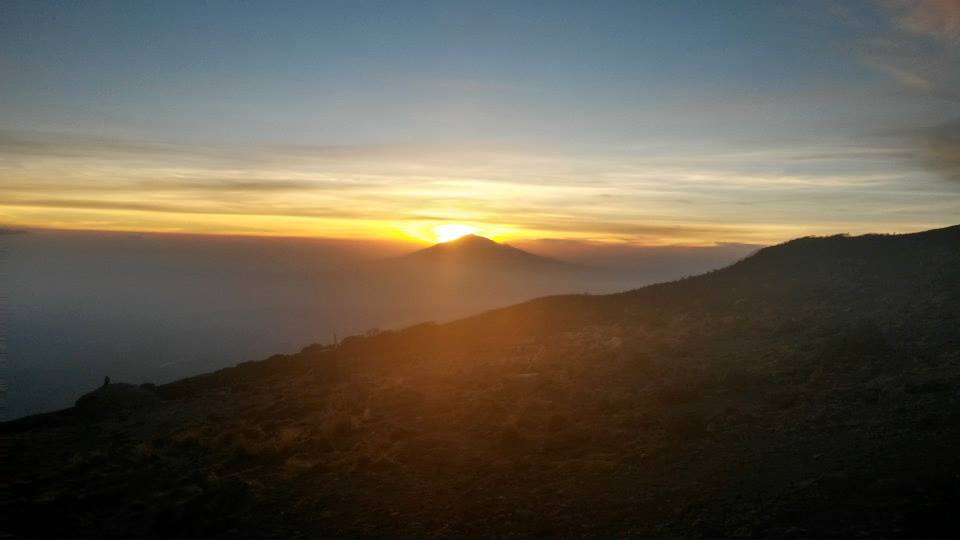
845, 2, 960, 103
843, 1, 960, 184
891, 0, 960, 44
915, 119, 960, 182
0, 130, 237, 162
0, 197, 364, 219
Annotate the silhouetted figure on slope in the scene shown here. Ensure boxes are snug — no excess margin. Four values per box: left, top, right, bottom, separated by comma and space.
103, 376, 110, 387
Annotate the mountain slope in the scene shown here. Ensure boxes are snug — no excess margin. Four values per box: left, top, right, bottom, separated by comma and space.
3, 225, 959, 538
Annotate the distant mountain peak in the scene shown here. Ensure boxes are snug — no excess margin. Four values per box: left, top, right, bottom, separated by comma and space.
440, 233, 497, 247
425, 234, 505, 253
387, 233, 587, 273
414, 234, 543, 260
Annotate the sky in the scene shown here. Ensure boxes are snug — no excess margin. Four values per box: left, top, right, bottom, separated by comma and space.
1, 0, 959, 246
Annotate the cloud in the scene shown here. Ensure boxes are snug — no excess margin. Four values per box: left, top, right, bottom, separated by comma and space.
858, 37, 960, 103
891, 0, 960, 44
135, 178, 371, 192
1, 197, 362, 219
0, 130, 524, 168
841, 2, 960, 185
0, 130, 235, 162
0, 123, 953, 244
854, 1, 960, 102
0, 130, 467, 172
915, 119, 960, 182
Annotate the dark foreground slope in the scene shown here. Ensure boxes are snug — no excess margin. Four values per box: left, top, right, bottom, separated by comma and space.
3, 226, 959, 538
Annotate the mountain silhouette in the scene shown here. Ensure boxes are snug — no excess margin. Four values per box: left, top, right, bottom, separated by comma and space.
388, 234, 591, 273
3, 225, 960, 538
330, 235, 634, 329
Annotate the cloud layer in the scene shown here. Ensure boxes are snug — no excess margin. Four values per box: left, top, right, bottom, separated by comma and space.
2, 3, 959, 244
2, 125, 951, 245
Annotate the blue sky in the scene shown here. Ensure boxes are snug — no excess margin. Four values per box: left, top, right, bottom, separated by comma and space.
1, 0, 958, 244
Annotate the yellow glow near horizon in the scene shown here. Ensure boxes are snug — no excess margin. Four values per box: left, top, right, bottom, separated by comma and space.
433, 224, 479, 243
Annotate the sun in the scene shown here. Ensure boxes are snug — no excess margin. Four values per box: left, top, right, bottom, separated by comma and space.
433, 224, 479, 243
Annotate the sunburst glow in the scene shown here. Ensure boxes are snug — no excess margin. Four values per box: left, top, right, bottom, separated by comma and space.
433, 224, 479, 243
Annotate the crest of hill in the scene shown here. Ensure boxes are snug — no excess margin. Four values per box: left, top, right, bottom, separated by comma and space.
735, 224, 960, 272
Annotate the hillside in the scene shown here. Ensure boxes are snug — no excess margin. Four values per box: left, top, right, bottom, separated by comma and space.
3, 225, 959, 538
